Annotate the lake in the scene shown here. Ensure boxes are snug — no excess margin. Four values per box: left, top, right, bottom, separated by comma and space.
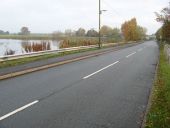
0, 39, 60, 57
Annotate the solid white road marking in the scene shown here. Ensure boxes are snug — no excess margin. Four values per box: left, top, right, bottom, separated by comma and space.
0, 100, 39, 121
126, 52, 136, 58
83, 61, 119, 79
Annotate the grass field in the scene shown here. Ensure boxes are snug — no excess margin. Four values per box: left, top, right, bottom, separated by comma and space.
145, 44, 170, 128
0, 34, 53, 40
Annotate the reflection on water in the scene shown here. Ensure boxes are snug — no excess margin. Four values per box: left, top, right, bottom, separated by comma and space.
0, 39, 60, 56
22, 41, 51, 53
5, 49, 15, 56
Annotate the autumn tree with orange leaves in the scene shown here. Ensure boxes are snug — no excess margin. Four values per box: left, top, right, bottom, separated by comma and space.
121, 18, 146, 41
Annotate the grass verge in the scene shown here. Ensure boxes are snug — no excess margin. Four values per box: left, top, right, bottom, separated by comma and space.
0, 47, 99, 68
0, 42, 136, 69
145, 44, 170, 128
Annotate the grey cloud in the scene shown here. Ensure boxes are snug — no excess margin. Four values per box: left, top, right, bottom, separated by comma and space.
0, 0, 168, 34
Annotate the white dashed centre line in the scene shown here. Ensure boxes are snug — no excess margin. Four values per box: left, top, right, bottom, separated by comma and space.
126, 52, 136, 58
83, 61, 119, 79
0, 100, 39, 121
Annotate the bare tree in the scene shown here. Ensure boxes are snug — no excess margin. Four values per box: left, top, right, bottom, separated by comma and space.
76, 28, 86, 37
86, 29, 98, 37
20, 27, 30, 35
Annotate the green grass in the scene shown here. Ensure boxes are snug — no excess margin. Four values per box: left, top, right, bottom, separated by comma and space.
145, 44, 170, 128
0, 47, 99, 68
0, 40, 135, 69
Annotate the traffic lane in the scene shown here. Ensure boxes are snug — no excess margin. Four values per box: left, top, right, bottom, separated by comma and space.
0, 41, 154, 121
1, 41, 158, 128
0, 41, 148, 117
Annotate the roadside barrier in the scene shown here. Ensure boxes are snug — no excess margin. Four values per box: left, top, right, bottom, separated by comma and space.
0, 43, 121, 62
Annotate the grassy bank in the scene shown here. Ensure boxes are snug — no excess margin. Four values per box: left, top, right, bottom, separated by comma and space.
0, 40, 142, 69
0, 47, 99, 68
0, 41, 130, 69
145, 44, 170, 128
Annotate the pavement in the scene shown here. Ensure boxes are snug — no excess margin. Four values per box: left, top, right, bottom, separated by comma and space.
0, 41, 159, 128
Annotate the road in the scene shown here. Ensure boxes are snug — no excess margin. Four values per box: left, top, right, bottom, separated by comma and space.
0, 41, 158, 128
0, 42, 138, 76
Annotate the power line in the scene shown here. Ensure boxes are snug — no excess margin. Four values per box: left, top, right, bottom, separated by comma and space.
101, 0, 125, 23
102, 0, 121, 16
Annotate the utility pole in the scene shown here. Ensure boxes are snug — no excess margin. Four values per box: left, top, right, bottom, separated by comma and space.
98, 0, 107, 49
99, 0, 101, 48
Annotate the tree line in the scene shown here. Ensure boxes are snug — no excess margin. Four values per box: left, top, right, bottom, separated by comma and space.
53, 18, 147, 42
155, 2, 170, 43
1, 18, 147, 42
0, 27, 30, 35
53, 26, 122, 38
0, 30, 9, 35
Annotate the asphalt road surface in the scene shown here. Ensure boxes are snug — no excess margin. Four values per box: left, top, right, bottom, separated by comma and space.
0, 41, 159, 128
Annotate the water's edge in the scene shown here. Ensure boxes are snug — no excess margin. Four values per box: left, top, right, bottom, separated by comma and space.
0, 39, 60, 56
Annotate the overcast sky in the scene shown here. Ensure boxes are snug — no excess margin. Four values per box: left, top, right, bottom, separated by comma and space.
0, 0, 169, 34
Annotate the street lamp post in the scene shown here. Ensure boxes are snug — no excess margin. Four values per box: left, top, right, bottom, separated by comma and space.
99, 0, 101, 48
99, 0, 107, 49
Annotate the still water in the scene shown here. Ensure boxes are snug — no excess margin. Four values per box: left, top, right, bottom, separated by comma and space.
0, 39, 60, 56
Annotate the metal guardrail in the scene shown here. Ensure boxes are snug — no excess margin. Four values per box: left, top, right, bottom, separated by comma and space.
0, 43, 122, 62
0, 41, 138, 62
